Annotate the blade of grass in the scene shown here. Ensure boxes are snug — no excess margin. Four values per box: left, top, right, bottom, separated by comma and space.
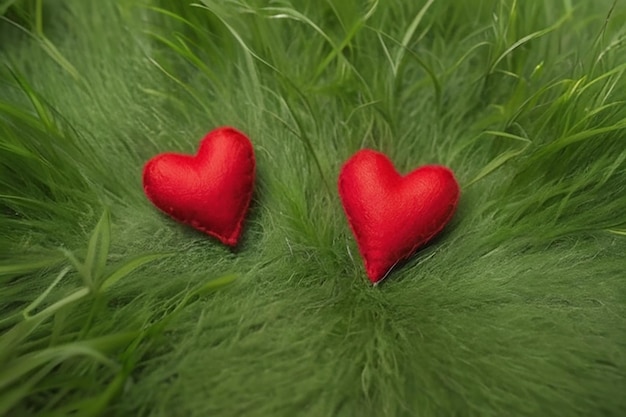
0, 17, 82, 81
0, 0, 19, 15
466, 130, 532, 187
8, 67, 57, 133
100, 253, 171, 292
0, 332, 137, 391
538, 120, 626, 157
0, 287, 90, 361
0, 361, 58, 416
22, 267, 71, 319
0, 257, 64, 281
392, 0, 435, 78
488, 12, 571, 74
312, 0, 379, 81
60, 248, 90, 288
84, 210, 111, 290
194, 2, 263, 111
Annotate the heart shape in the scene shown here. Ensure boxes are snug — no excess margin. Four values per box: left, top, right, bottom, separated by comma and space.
142, 127, 255, 247
338, 149, 460, 284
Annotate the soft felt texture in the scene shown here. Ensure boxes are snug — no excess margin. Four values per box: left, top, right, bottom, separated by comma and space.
2, 1, 626, 417
339, 150, 460, 283
143, 127, 255, 247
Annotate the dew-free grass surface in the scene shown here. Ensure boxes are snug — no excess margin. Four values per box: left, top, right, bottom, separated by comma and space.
1, 0, 626, 416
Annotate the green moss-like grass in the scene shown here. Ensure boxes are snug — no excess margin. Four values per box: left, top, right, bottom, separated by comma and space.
1, 0, 625, 415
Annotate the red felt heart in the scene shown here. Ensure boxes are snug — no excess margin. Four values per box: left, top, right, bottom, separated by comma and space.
142, 127, 255, 247
338, 149, 460, 284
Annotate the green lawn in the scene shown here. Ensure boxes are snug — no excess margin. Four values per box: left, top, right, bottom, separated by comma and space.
1, 0, 625, 416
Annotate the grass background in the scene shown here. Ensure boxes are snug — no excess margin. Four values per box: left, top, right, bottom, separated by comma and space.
1, 0, 626, 415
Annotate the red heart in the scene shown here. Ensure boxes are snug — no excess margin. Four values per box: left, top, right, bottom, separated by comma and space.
338, 149, 460, 284
142, 127, 255, 247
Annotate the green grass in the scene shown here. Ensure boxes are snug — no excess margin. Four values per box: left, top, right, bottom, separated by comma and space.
1, 0, 625, 415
